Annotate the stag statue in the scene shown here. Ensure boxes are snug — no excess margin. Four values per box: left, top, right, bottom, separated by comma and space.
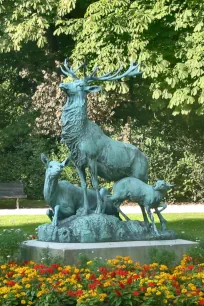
59, 60, 148, 216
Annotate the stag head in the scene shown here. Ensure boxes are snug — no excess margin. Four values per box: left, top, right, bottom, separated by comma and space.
59, 59, 142, 96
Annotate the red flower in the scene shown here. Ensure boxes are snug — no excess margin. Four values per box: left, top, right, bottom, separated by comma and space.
75, 290, 83, 296
51, 264, 60, 269
76, 272, 81, 282
115, 289, 122, 296
133, 274, 140, 279
133, 291, 140, 296
67, 289, 83, 297
89, 273, 96, 280
199, 300, 204, 305
6, 280, 15, 287
99, 267, 108, 275
187, 265, 194, 270
140, 287, 146, 292
61, 269, 70, 274
147, 282, 156, 287
88, 283, 97, 290
119, 281, 125, 289
115, 269, 128, 276
127, 276, 133, 285
6, 272, 14, 278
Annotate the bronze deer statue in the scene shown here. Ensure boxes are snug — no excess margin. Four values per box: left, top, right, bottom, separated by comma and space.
59, 60, 148, 216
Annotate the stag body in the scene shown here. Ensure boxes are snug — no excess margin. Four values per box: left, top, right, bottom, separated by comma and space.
60, 61, 148, 215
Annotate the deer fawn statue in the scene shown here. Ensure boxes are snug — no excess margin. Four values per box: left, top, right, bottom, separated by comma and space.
59, 60, 149, 216
106, 178, 175, 235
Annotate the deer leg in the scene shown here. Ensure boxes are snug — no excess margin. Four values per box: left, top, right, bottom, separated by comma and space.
52, 205, 60, 227
88, 159, 103, 214
140, 206, 150, 226
76, 167, 89, 215
146, 207, 159, 236
154, 204, 167, 232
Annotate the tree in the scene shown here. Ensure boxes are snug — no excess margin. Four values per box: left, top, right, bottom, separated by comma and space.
57, 0, 203, 116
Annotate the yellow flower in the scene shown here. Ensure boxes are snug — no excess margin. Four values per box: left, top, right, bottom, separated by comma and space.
87, 261, 93, 265
163, 299, 167, 304
181, 289, 187, 294
160, 265, 168, 271
86, 273, 91, 280
156, 291, 161, 296
25, 284, 31, 289
21, 300, 26, 305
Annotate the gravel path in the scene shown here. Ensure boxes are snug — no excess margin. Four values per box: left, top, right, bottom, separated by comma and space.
0, 205, 204, 215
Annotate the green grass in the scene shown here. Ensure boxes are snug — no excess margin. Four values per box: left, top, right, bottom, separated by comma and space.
0, 215, 49, 235
0, 213, 203, 241
127, 213, 204, 241
0, 213, 204, 240
0, 199, 47, 209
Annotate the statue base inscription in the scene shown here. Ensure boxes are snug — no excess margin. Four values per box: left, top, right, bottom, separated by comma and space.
37, 214, 177, 243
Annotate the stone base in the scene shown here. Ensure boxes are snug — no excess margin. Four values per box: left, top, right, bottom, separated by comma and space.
37, 213, 177, 242
21, 239, 197, 265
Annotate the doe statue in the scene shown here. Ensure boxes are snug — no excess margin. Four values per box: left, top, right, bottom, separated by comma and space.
41, 153, 120, 227
37, 59, 177, 243
59, 60, 148, 216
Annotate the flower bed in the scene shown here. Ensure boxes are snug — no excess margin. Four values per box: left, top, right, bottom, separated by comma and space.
0, 255, 203, 306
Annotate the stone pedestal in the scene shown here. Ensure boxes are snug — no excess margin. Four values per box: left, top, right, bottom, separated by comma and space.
21, 239, 197, 265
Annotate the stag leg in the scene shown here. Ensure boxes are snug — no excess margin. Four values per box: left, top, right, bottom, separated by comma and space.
146, 207, 159, 236
88, 159, 103, 214
76, 166, 89, 215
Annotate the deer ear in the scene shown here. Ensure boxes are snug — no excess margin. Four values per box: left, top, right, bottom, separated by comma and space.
61, 156, 71, 167
41, 153, 49, 165
85, 85, 102, 93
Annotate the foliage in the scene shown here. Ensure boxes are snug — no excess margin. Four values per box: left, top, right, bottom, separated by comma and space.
186, 239, 204, 264
0, 229, 28, 262
148, 247, 177, 266
0, 255, 204, 305
0, 136, 56, 199
67, 0, 204, 116
119, 118, 204, 202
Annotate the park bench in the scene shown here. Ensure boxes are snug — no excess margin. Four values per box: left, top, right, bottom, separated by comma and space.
0, 182, 27, 209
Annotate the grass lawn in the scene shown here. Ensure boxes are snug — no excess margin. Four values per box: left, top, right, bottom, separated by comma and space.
0, 215, 49, 235
0, 213, 203, 241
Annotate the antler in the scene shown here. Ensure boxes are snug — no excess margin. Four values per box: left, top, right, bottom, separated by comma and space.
86, 61, 142, 83
60, 59, 84, 80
